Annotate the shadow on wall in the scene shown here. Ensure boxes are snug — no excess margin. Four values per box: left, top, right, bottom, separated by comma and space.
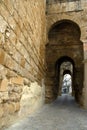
45, 19, 84, 106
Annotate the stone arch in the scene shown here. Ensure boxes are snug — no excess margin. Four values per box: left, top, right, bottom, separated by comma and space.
46, 18, 85, 46
45, 19, 84, 105
48, 19, 81, 40
47, 14, 86, 42
55, 56, 75, 67
55, 56, 74, 97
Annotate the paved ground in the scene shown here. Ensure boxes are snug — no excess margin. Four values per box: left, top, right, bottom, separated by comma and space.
4, 94, 87, 130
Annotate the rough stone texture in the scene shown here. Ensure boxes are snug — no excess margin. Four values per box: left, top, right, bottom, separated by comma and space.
19, 82, 45, 116
0, 0, 87, 129
3, 94, 87, 130
0, 0, 46, 129
0, 79, 8, 92
45, 21, 84, 104
46, 0, 87, 42
46, 0, 87, 107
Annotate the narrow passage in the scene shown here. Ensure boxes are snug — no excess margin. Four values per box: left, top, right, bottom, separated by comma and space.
4, 94, 87, 130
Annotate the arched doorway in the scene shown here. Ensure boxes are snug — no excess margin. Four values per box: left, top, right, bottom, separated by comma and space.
55, 56, 74, 97
45, 19, 84, 106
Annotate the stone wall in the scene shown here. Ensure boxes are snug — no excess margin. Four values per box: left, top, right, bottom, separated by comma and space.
0, 0, 46, 128
46, 0, 87, 41
46, 0, 87, 107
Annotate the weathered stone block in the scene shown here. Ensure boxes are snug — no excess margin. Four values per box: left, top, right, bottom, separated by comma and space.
20, 57, 26, 68
4, 103, 15, 114
5, 54, 15, 69
15, 102, 20, 112
8, 103, 16, 114
13, 86, 22, 93
10, 76, 24, 85
0, 49, 5, 65
0, 79, 8, 92
9, 92, 21, 102
0, 92, 9, 103
0, 0, 46, 128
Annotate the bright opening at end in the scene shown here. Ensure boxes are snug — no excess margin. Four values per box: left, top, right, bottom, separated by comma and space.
62, 74, 72, 95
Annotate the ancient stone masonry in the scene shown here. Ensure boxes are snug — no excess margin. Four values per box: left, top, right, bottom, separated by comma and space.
0, 0, 46, 128
46, 0, 87, 106
0, 0, 87, 129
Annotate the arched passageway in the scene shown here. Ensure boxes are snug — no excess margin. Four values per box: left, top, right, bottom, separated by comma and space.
55, 56, 74, 97
45, 19, 84, 106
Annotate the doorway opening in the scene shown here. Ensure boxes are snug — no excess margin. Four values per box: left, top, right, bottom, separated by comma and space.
45, 19, 84, 106
62, 74, 72, 95
55, 56, 74, 98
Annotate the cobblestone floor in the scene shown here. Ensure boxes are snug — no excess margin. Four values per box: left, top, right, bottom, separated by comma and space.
4, 94, 87, 130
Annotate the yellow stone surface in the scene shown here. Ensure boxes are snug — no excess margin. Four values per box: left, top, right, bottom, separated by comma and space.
0, 79, 8, 92
0, 106, 4, 117
11, 76, 24, 85
0, 49, 5, 65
